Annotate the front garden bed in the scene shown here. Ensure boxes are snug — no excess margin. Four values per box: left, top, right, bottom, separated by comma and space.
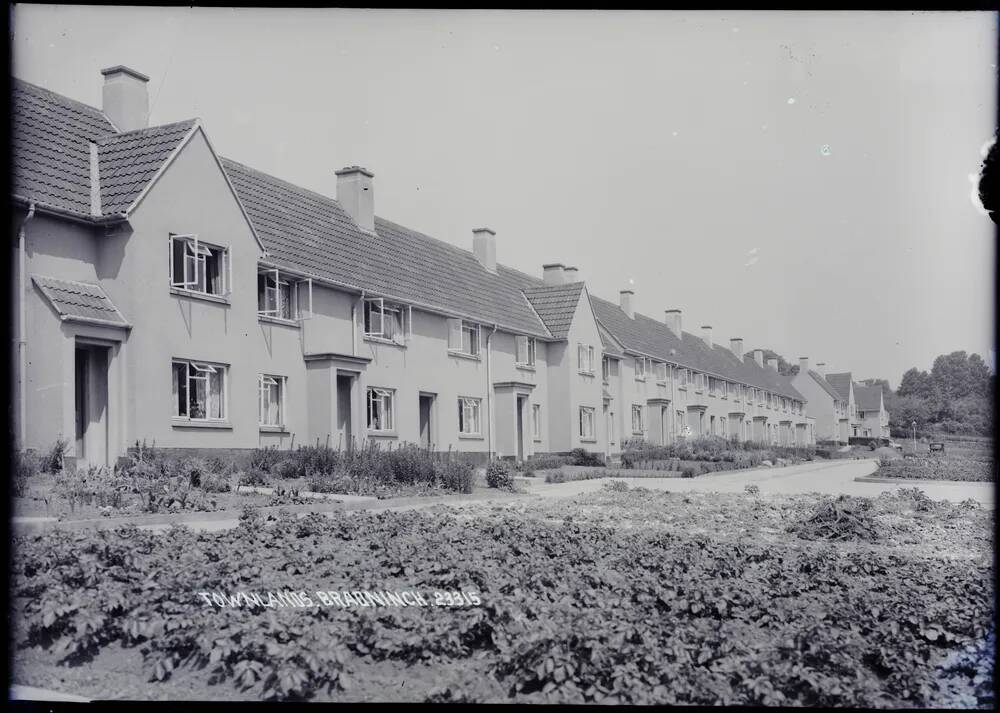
875, 454, 995, 483
10, 489, 993, 705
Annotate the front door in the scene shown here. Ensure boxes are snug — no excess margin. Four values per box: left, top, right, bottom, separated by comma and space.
419, 394, 434, 449
336, 374, 353, 451
516, 396, 525, 460
74, 344, 109, 467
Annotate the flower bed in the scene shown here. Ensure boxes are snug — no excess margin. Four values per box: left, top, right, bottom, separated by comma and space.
619, 437, 813, 471
876, 455, 996, 482
9, 491, 994, 705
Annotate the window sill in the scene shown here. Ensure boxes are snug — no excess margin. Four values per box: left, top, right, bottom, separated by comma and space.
259, 425, 289, 434
170, 287, 231, 305
448, 350, 482, 362
533, 438, 542, 443
259, 315, 300, 328
457, 433, 484, 440
515, 363, 536, 372
172, 419, 233, 430
580, 438, 597, 444
365, 336, 407, 348
367, 430, 399, 438
656, 380, 666, 386
634, 377, 646, 382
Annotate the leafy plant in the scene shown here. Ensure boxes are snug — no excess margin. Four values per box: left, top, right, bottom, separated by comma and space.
486, 460, 515, 490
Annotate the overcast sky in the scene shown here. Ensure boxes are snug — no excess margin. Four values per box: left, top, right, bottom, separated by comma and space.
12, 7, 997, 384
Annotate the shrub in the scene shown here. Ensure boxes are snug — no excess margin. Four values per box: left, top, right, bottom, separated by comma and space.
306, 472, 355, 494
435, 461, 474, 494
199, 471, 232, 494
602, 479, 629, 492
239, 468, 270, 488
385, 444, 436, 485
274, 459, 302, 480
680, 466, 697, 478
744, 483, 760, 496
40, 438, 68, 474
569, 448, 604, 467
246, 446, 282, 474
544, 470, 567, 484
486, 460, 515, 490
527, 454, 569, 471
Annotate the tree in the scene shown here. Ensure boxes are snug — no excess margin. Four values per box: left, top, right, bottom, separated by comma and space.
891, 351, 994, 437
897, 367, 934, 399
978, 134, 998, 225
754, 349, 799, 376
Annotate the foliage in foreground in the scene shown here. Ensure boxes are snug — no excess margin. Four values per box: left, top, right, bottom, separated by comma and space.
11, 491, 994, 705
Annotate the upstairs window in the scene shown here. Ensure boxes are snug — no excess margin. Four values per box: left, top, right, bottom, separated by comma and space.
655, 362, 668, 383
693, 372, 704, 391
258, 374, 285, 426
365, 298, 408, 343
634, 356, 646, 380
678, 369, 689, 387
448, 320, 480, 357
578, 344, 595, 374
172, 359, 226, 421
170, 234, 230, 297
516, 336, 537, 367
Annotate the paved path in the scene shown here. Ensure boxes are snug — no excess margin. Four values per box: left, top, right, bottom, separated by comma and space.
523, 459, 995, 507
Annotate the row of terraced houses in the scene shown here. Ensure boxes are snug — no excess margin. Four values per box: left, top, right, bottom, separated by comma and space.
10, 66, 887, 467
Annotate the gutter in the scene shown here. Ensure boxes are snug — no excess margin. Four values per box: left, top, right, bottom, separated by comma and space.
486, 323, 498, 460
11, 195, 125, 227
16, 203, 36, 450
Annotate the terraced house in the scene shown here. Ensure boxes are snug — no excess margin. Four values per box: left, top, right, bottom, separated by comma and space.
853, 382, 890, 439
11, 66, 815, 468
790, 360, 853, 443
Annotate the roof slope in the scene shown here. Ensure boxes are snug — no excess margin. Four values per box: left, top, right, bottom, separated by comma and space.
854, 384, 883, 412
809, 371, 844, 401
32, 275, 129, 326
220, 157, 551, 338
523, 283, 585, 339
590, 296, 803, 400
826, 372, 853, 402
12, 79, 116, 216
97, 120, 197, 213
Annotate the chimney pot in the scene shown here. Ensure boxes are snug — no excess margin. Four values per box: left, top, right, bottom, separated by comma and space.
542, 263, 566, 286
730, 338, 744, 359
700, 325, 713, 348
335, 166, 375, 233
619, 289, 634, 319
664, 310, 682, 338
472, 227, 497, 273
753, 349, 765, 367
100, 65, 149, 132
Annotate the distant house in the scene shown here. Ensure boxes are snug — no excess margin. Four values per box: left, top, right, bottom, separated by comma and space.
825, 372, 861, 439
853, 383, 890, 439
790, 359, 850, 443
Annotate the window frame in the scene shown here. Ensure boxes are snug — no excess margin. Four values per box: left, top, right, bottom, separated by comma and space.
516, 335, 537, 367
458, 396, 482, 436
631, 404, 645, 434
532, 403, 542, 440
169, 234, 230, 298
579, 406, 596, 440
258, 374, 286, 427
171, 359, 228, 422
634, 356, 646, 381
366, 386, 396, 433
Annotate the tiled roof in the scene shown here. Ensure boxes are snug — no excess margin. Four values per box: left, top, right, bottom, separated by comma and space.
826, 372, 853, 402
12, 79, 116, 216
809, 371, 843, 401
220, 157, 552, 338
32, 275, 129, 326
854, 384, 883, 412
12, 78, 194, 218
590, 296, 804, 401
522, 283, 585, 339
597, 322, 624, 357
97, 120, 197, 214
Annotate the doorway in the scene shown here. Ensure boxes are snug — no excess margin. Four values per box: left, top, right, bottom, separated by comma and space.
516, 396, 526, 460
74, 344, 110, 467
419, 393, 435, 449
336, 374, 353, 451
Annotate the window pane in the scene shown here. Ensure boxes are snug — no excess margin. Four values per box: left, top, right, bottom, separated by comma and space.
279, 282, 293, 319
206, 249, 222, 295
172, 239, 186, 286
191, 374, 207, 419
208, 370, 223, 419
173, 362, 187, 416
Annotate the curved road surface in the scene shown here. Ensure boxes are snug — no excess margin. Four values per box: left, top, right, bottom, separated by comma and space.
525, 458, 995, 507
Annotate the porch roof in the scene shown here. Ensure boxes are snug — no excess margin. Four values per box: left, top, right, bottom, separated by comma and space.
32, 275, 129, 327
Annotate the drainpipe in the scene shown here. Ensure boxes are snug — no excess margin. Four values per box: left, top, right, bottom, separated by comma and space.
486, 323, 498, 460
16, 203, 35, 451
353, 290, 366, 356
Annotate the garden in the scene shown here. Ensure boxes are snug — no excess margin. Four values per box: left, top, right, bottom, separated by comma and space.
12, 439, 479, 521
9, 485, 994, 705
875, 452, 995, 483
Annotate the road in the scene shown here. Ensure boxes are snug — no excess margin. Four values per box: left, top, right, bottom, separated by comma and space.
523, 458, 996, 507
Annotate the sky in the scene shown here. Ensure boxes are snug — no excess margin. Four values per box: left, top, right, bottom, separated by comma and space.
11, 7, 997, 385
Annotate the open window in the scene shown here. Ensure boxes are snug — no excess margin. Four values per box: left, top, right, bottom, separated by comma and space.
367, 387, 395, 432
634, 356, 647, 380
364, 298, 408, 343
655, 361, 668, 383
448, 319, 480, 357
579, 406, 595, 440
257, 268, 312, 321
258, 374, 286, 426
172, 359, 227, 421
631, 404, 645, 434
516, 336, 536, 367
458, 397, 481, 435
170, 234, 230, 297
